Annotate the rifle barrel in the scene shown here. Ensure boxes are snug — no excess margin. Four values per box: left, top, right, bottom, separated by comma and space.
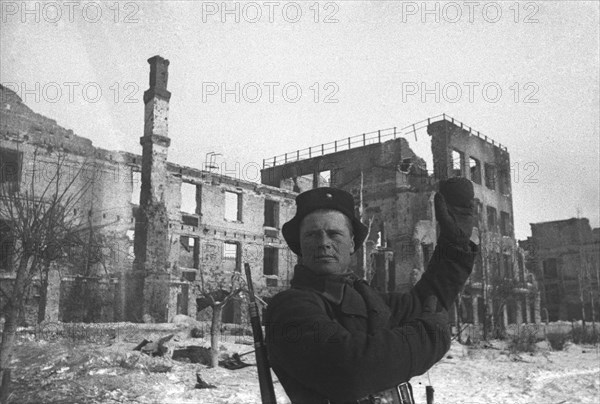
244, 263, 277, 404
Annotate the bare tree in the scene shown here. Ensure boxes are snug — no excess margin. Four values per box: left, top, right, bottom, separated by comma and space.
195, 271, 245, 368
0, 147, 92, 399
478, 230, 520, 340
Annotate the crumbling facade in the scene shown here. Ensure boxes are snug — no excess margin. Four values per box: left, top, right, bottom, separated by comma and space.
1, 55, 540, 330
428, 119, 541, 328
262, 116, 540, 330
0, 57, 297, 325
0, 81, 135, 324
524, 218, 600, 322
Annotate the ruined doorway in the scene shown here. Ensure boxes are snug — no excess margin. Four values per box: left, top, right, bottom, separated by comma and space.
177, 284, 189, 315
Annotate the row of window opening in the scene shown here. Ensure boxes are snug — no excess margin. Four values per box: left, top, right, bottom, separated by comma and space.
130, 172, 279, 227
451, 150, 509, 194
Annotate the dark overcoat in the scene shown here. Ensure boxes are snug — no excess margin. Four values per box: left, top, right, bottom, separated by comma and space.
265, 243, 475, 403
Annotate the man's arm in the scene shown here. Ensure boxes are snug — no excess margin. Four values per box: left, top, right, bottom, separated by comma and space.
265, 289, 450, 403
382, 178, 477, 323
381, 242, 475, 325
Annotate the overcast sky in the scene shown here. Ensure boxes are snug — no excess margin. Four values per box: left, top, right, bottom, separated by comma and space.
1, 0, 598, 240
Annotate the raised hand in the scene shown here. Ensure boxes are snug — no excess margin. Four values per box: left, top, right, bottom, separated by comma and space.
434, 178, 476, 249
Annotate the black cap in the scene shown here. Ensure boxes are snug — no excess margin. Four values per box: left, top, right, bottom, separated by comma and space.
282, 187, 369, 255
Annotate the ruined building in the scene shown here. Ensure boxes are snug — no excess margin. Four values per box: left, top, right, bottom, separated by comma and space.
262, 117, 541, 329
523, 218, 600, 322
1, 55, 539, 330
0, 56, 297, 324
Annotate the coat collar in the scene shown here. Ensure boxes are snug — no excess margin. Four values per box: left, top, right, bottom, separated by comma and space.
290, 265, 359, 306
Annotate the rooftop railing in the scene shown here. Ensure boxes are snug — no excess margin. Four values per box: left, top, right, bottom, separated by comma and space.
262, 114, 507, 169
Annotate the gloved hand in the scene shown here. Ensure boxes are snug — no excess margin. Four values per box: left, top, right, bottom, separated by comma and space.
354, 280, 392, 334
435, 178, 476, 249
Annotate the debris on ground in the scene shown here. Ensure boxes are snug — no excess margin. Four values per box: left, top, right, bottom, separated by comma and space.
5, 324, 599, 404
194, 372, 217, 389
134, 334, 174, 357
219, 352, 254, 370
172, 346, 212, 365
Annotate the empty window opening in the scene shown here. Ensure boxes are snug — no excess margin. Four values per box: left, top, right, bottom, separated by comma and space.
264, 200, 279, 228
182, 215, 199, 227
224, 191, 242, 221
263, 247, 279, 286
318, 170, 331, 187
223, 241, 238, 259
0, 148, 21, 192
181, 182, 198, 214
223, 241, 240, 272
484, 163, 496, 190
499, 168, 510, 195
176, 284, 189, 315
500, 211, 511, 236
486, 206, 497, 232
179, 236, 199, 269
131, 170, 142, 205
451, 149, 465, 177
469, 157, 481, 184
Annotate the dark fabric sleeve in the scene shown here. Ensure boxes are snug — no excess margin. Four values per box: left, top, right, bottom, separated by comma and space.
265, 289, 450, 403
381, 242, 476, 325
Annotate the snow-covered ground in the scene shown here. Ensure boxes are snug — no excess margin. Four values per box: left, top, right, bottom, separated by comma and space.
410, 341, 600, 404
7, 332, 600, 404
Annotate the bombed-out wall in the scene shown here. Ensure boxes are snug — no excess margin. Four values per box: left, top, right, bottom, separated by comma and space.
261, 117, 540, 328
527, 218, 600, 322
0, 58, 298, 326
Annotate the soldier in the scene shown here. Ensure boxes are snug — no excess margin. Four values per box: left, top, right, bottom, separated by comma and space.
265, 178, 477, 403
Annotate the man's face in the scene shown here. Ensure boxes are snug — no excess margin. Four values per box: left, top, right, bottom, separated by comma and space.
299, 209, 355, 275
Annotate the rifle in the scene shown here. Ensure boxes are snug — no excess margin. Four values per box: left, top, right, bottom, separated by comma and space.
244, 263, 277, 404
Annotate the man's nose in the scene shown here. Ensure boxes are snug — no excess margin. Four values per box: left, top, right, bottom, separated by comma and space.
315, 231, 333, 247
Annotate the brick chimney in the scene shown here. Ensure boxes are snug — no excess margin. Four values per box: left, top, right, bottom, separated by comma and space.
129, 55, 172, 323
